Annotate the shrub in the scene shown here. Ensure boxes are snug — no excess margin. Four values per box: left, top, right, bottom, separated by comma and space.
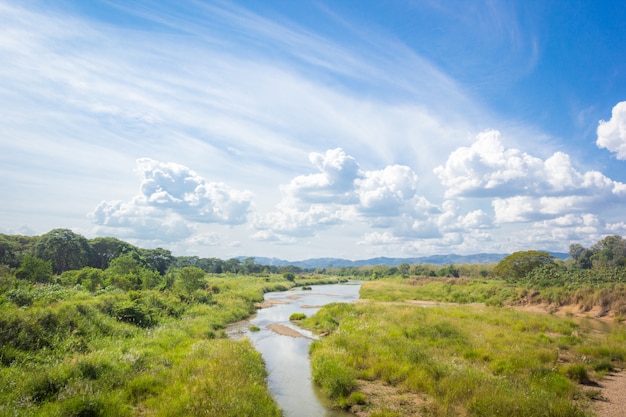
7, 287, 34, 306
289, 313, 306, 321
113, 300, 156, 328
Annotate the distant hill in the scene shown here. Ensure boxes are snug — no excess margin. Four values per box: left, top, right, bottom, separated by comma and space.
242, 252, 569, 269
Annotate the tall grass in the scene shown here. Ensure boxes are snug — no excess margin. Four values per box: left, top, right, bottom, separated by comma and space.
304, 298, 626, 416
0, 274, 293, 416
363, 276, 626, 314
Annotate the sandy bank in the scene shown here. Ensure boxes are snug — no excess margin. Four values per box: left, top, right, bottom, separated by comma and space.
267, 324, 305, 338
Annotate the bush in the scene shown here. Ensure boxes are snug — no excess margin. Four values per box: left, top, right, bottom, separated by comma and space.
289, 313, 306, 321
15, 255, 53, 283
7, 287, 34, 306
113, 300, 156, 327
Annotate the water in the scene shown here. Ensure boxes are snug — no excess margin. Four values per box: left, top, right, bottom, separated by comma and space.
229, 282, 361, 417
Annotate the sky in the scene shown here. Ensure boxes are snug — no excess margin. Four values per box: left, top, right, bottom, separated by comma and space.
1, 0, 626, 261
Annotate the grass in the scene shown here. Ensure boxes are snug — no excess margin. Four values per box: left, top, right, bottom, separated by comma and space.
0, 274, 295, 417
303, 278, 626, 416
362, 276, 626, 316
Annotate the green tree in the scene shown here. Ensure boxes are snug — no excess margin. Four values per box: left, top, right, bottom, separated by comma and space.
398, 262, 410, 278
592, 235, 626, 268
569, 243, 593, 269
494, 250, 555, 281
437, 264, 460, 278
15, 255, 53, 283
242, 257, 260, 274
105, 254, 161, 290
141, 247, 174, 275
60, 267, 106, 291
176, 266, 206, 293
88, 237, 136, 269
0, 234, 37, 268
223, 258, 241, 273
34, 229, 92, 274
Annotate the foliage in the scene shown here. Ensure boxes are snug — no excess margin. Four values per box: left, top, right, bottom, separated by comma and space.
88, 236, 136, 270
60, 267, 106, 291
494, 250, 555, 281
0, 275, 294, 416
15, 255, 53, 283
289, 312, 306, 321
34, 229, 92, 274
591, 235, 626, 268
175, 266, 206, 293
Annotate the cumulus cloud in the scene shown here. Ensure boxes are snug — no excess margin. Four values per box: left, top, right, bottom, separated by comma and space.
252, 200, 345, 238
355, 165, 420, 217
90, 200, 194, 241
435, 130, 544, 197
134, 158, 253, 224
90, 158, 254, 241
281, 148, 360, 203
435, 130, 626, 223
254, 147, 497, 243
597, 101, 626, 159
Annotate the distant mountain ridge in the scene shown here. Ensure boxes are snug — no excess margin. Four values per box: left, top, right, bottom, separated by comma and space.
241, 252, 569, 269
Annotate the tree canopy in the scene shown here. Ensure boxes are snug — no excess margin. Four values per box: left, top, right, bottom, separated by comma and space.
494, 250, 555, 281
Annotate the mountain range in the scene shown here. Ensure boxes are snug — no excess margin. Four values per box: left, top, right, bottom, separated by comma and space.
242, 252, 570, 269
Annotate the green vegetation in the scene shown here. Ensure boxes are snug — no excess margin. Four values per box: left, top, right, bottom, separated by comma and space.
0, 272, 291, 416
304, 294, 626, 416
303, 236, 626, 415
3, 229, 626, 416
289, 312, 307, 321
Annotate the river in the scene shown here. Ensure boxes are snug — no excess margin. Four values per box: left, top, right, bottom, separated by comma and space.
229, 282, 362, 417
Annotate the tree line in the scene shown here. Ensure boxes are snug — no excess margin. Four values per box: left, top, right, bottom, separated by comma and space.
493, 235, 626, 286
0, 228, 306, 285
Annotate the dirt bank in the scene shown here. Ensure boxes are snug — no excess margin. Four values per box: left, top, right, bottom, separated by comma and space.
267, 323, 306, 338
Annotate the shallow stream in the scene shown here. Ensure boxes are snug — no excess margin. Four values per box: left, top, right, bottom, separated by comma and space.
229, 282, 362, 417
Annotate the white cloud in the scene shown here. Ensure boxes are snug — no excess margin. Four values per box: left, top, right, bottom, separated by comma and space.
90, 158, 254, 242
252, 200, 345, 238
254, 148, 444, 241
597, 101, 626, 159
356, 165, 420, 217
282, 148, 360, 203
90, 199, 194, 241
434, 130, 544, 198
435, 130, 626, 224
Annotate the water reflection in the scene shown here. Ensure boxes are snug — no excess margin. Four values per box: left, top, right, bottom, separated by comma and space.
230, 282, 361, 417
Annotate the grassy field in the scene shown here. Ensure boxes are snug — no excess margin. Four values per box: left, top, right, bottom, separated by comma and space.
361, 276, 626, 318
0, 274, 346, 417
304, 278, 626, 416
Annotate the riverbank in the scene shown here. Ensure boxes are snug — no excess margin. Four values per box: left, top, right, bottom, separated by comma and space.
306, 290, 626, 416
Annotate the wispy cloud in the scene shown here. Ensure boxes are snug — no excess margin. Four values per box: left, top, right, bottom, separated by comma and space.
1, 0, 624, 258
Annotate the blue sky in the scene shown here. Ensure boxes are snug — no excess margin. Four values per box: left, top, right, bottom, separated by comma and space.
2, 0, 626, 261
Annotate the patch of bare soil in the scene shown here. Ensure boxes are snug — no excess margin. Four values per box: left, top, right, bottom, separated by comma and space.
254, 299, 290, 309
349, 380, 431, 417
593, 371, 626, 417
266, 324, 305, 338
